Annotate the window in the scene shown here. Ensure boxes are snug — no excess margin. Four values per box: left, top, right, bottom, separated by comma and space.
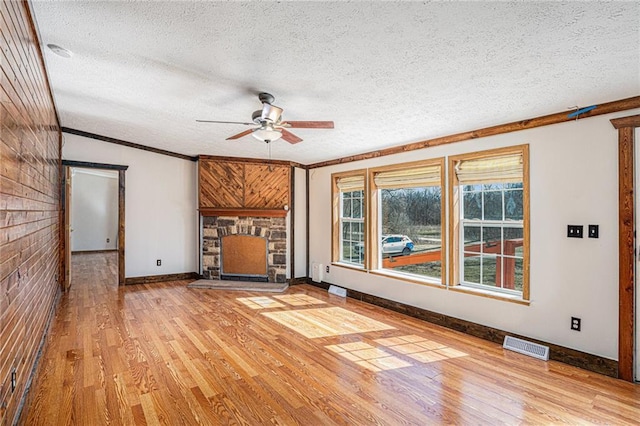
371, 159, 445, 283
449, 146, 529, 299
332, 172, 366, 266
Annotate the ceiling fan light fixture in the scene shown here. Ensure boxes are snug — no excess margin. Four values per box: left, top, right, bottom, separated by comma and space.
261, 103, 283, 123
252, 126, 282, 143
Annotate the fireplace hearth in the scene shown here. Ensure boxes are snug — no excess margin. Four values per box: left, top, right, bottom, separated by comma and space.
202, 215, 287, 283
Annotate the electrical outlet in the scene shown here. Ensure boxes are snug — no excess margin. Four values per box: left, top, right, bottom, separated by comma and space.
325, 265, 330, 274
588, 224, 599, 238
567, 225, 583, 238
157, 259, 161, 266
106, 238, 110, 243
571, 317, 581, 331
11, 369, 16, 392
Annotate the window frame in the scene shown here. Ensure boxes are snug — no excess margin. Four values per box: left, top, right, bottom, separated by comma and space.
448, 145, 530, 301
369, 158, 446, 286
332, 169, 368, 269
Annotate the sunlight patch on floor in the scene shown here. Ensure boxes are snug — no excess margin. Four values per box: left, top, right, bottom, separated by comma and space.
273, 294, 326, 306
237, 297, 285, 309
262, 307, 395, 338
375, 335, 468, 363
326, 342, 411, 372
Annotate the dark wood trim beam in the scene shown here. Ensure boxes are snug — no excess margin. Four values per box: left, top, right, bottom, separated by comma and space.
290, 166, 295, 279
118, 170, 126, 286
125, 272, 199, 285
306, 280, 618, 377
62, 127, 198, 162
611, 114, 640, 129
198, 154, 306, 169
617, 125, 635, 382
62, 159, 128, 171
199, 208, 288, 218
309, 96, 640, 169
305, 168, 310, 279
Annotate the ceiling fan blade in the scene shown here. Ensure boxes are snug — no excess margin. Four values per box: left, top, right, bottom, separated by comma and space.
280, 129, 303, 144
197, 120, 254, 126
226, 129, 254, 140
283, 121, 334, 129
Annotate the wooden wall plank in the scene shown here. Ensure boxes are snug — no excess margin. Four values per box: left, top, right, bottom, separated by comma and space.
0, 1, 61, 424
198, 158, 290, 210
244, 164, 289, 209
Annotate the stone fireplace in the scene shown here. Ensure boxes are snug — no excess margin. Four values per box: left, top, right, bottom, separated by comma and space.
202, 215, 287, 283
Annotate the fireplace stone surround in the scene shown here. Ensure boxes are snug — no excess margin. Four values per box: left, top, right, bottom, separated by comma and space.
202, 215, 287, 283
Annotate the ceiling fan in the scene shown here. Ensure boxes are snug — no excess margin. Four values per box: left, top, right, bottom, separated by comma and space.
197, 92, 334, 144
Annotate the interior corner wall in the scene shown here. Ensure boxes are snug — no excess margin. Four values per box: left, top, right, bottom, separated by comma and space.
71, 169, 119, 252
62, 134, 198, 277
0, 2, 61, 424
294, 167, 308, 278
309, 108, 640, 361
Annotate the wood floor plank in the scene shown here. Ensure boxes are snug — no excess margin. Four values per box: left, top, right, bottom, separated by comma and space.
19, 252, 640, 425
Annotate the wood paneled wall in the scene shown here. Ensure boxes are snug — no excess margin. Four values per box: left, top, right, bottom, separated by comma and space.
199, 157, 290, 210
0, 1, 60, 424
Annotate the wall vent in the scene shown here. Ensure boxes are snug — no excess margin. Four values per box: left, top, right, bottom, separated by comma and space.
328, 285, 347, 297
503, 336, 549, 361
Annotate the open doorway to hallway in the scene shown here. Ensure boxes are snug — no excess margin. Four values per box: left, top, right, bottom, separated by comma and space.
62, 160, 127, 289
69, 167, 119, 285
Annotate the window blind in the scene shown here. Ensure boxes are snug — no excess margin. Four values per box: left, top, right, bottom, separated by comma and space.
336, 175, 365, 192
454, 152, 523, 185
373, 165, 441, 189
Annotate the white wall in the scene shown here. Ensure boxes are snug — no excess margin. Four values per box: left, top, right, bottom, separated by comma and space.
309, 109, 640, 360
294, 167, 308, 278
63, 134, 198, 277
71, 168, 118, 251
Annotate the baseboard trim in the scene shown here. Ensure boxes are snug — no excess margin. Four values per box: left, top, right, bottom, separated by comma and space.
125, 272, 200, 285
305, 279, 617, 378
289, 277, 308, 285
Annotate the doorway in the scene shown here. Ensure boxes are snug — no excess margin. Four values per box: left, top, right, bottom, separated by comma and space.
62, 160, 128, 288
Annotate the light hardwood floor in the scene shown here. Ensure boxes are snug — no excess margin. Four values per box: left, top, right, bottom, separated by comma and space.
21, 252, 640, 425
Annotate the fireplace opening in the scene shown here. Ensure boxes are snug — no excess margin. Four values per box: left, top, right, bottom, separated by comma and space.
220, 234, 268, 282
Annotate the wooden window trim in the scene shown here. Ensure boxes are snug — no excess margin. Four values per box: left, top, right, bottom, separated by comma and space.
332, 169, 367, 268
368, 158, 446, 283
448, 144, 530, 301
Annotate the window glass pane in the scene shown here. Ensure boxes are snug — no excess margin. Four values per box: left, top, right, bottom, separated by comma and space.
483, 191, 503, 220
513, 258, 523, 291
463, 255, 481, 284
463, 226, 481, 253
463, 191, 482, 220
342, 222, 350, 241
483, 227, 502, 254
481, 255, 498, 287
355, 222, 364, 242
463, 184, 482, 192
342, 197, 352, 218
380, 186, 442, 282
504, 189, 523, 221
504, 227, 523, 257
353, 198, 362, 218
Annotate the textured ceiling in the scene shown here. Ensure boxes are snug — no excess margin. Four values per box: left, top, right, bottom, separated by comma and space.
31, 1, 639, 165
